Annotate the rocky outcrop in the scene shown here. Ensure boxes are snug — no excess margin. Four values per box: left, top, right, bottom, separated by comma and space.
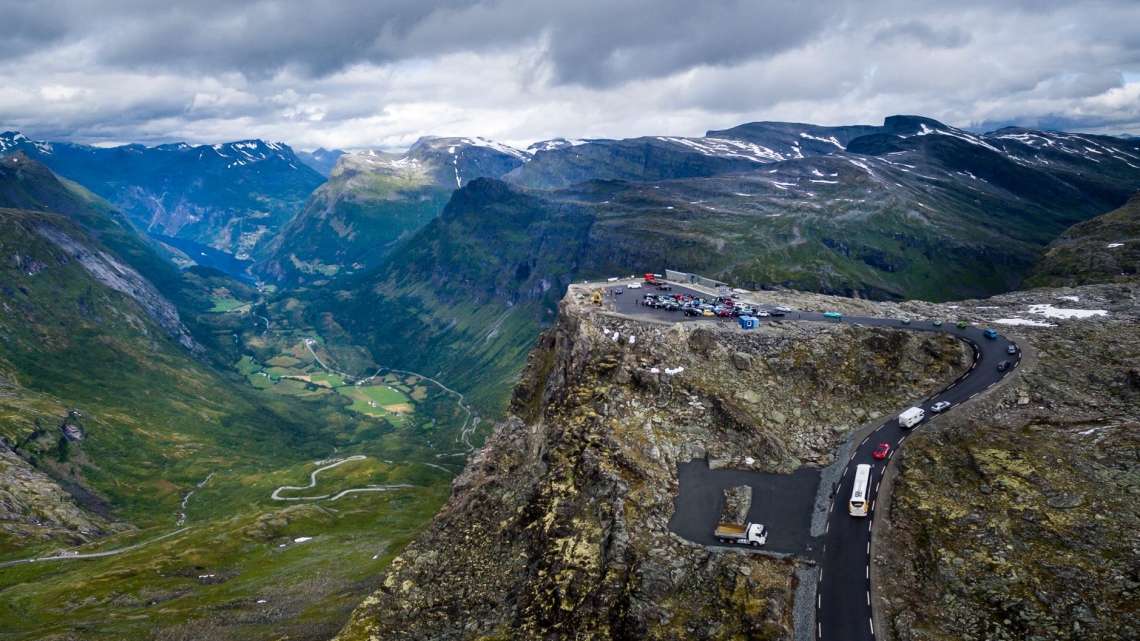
34, 221, 203, 355
335, 287, 970, 640
0, 439, 127, 548
875, 282, 1140, 641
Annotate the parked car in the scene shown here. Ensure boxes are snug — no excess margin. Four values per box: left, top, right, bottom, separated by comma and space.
930, 401, 951, 413
628, 282, 642, 289
997, 360, 1011, 371
1007, 344, 1017, 354
775, 306, 791, 313
873, 443, 891, 459
614, 288, 623, 294
755, 310, 770, 317
656, 284, 672, 291
702, 309, 715, 317
769, 309, 785, 317
684, 307, 701, 317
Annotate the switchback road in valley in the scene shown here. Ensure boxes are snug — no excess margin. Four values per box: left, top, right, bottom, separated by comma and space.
271, 455, 412, 501
602, 280, 1020, 641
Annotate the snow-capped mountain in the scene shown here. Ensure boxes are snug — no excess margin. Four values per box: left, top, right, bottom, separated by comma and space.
0, 132, 325, 257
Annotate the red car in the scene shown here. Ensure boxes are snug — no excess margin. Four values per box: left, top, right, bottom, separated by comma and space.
873, 443, 891, 459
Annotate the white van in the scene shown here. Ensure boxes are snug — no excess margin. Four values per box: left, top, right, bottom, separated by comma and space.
898, 407, 925, 429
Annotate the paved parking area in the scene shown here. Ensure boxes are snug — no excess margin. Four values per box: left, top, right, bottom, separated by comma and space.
668, 459, 822, 558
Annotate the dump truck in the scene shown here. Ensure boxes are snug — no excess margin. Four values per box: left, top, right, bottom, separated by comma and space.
714, 522, 767, 547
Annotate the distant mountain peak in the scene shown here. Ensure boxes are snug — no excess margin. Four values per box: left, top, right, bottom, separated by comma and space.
0, 131, 54, 156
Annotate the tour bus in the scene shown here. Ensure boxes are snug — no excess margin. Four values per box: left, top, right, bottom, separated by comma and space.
849, 464, 872, 517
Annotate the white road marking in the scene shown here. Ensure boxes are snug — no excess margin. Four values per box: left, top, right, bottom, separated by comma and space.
971, 362, 976, 369
866, 541, 870, 554
874, 424, 883, 433
825, 522, 830, 534
866, 565, 869, 578
875, 481, 880, 492
818, 595, 821, 609
818, 623, 822, 638
867, 591, 871, 606
870, 617, 875, 636
899, 436, 907, 445
970, 392, 978, 399
871, 500, 876, 513
947, 383, 956, 389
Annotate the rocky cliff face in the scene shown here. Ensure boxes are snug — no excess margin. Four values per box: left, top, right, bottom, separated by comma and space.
873, 282, 1140, 641
335, 287, 970, 640
33, 220, 203, 355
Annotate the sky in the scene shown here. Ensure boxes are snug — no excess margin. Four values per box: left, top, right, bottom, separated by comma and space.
2, 0, 1139, 151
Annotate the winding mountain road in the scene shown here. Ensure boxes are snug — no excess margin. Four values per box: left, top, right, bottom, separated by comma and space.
603, 281, 1020, 641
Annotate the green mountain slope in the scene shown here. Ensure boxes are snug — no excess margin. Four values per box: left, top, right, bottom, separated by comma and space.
260, 137, 528, 284
0, 172, 463, 639
1020, 190, 1140, 288
0, 152, 262, 361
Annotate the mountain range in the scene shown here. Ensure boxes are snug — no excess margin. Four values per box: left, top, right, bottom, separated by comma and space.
299, 115, 1140, 413
260, 136, 528, 284
1, 113, 1139, 639
0, 132, 325, 260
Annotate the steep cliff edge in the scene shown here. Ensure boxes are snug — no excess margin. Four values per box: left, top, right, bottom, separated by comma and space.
335, 287, 970, 640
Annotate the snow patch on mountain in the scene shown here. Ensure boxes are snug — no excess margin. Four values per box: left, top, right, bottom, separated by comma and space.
657, 136, 785, 163
460, 137, 530, 160
799, 132, 844, 149
0, 132, 54, 156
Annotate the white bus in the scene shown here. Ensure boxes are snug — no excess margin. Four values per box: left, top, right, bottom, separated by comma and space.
849, 464, 872, 517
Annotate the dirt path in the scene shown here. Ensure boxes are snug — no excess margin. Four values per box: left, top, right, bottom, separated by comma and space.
0, 527, 192, 569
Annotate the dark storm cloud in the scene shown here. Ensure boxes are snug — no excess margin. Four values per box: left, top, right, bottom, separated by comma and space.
0, 3, 70, 58
872, 20, 972, 50
5, 0, 833, 87
2, 0, 1139, 147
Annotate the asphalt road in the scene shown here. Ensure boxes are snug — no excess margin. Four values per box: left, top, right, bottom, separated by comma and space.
600, 280, 1020, 641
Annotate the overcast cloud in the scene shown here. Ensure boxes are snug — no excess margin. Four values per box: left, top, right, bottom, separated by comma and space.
1, 0, 1138, 150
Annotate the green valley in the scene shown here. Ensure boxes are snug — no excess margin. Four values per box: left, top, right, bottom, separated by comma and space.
0, 159, 482, 640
